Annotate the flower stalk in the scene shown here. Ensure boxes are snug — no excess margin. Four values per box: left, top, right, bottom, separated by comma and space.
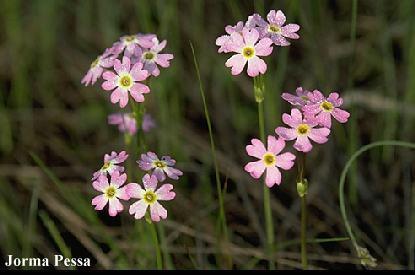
297, 152, 308, 269
254, 76, 275, 270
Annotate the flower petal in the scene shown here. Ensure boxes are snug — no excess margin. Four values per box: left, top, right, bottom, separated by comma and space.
150, 201, 168, 222
129, 199, 148, 219
294, 136, 313, 152
246, 138, 266, 159
265, 166, 281, 187
143, 174, 158, 190
156, 184, 176, 201
244, 160, 266, 179
267, 135, 285, 155
225, 54, 246, 76
275, 127, 297, 140
247, 56, 267, 77
276, 152, 296, 170
108, 198, 123, 216
92, 194, 108, 210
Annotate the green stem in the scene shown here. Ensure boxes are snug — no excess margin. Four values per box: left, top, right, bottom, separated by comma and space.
254, 76, 274, 270
339, 140, 415, 268
190, 42, 230, 267
297, 152, 308, 269
149, 221, 163, 270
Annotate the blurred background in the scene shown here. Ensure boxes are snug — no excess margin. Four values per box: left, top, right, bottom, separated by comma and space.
0, 0, 414, 270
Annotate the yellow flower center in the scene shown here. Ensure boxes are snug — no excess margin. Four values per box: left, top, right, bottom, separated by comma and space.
297, 124, 310, 135
143, 52, 155, 60
242, 46, 255, 59
143, 190, 157, 204
268, 24, 281, 34
105, 186, 116, 199
125, 35, 136, 43
91, 57, 100, 68
153, 160, 166, 168
102, 162, 110, 170
119, 75, 132, 88
320, 101, 334, 112
262, 152, 276, 167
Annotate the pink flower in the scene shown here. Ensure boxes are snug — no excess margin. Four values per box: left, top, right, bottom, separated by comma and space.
91, 172, 130, 217
248, 10, 300, 46
281, 87, 310, 107
137, 152, 183, 182
108, 113, 156, 135
244, 135, 296, 187
302, 90, 350, 128
216, 21, 245, 53
136, 37, 174, 77
108, 113, 137, 135
101, 56, 150, 108
275, 108, 330, 152
81, 54, 114, 86
92, 151, 128, 181
110, 33, 156, 57
142, 114, 156, 132
126, 174, 175, 222
224, 28, 273, 77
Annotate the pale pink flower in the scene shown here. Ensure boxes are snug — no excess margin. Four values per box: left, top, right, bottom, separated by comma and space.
81, 54, 114, 86
136, 37, 174, 76
244, 135, 296, 187
110, 33, 156, 57
224, 28, 273, 77
247, 10, 300, 46
216, 21, 245, 53
302, 90, 350, 128
92, 151, 128, 181
108, 113, 156, 135
281, 87, 310, 107
142, 114, 156, 132
91, 172, 130, 217
137, 152, 183, 182
126, 174, 175, 222
108, 113, 137, 135
275, 108, 330, 153
101, 56, 150, 108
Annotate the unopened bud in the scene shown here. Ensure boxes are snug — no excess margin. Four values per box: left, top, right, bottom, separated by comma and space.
297, 179, 308, 197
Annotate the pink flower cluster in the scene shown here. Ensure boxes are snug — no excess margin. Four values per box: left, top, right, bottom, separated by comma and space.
245, 88, 350, 187
216, 10, 300, 77
108, 113, 156, 135
91, 151, 182, 221
82, 33, 173, 108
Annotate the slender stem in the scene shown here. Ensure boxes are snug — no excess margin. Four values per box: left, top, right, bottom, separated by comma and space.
255, 76, 274, 270
149, 222, 163, 270
297, 152, 308, 270
190, 42, 231, 267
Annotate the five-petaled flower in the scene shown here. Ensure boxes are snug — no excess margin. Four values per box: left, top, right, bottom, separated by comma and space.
225, 28, 273, 77
275, 108, 330, 152
92, 172, 130, 217
137, 37, 174, 77
81, 54, 114, 86
102, 56, 150, 108
138, 152, 183, 182
92, 151, 128, 181
281, 87, 310, 107
245, 135, 296, 187
126, 174, 175, 222
302, 90, 350, 128
247, 10, 300, 46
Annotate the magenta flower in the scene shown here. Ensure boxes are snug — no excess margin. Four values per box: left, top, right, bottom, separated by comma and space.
281, 87, 310, 107
247, 10, 300, 46
244, 135, 296, 187
216, 21, 245, 53
275, 108, 330, 152
91, 172, 130, 217
137, 37, 174, 77
224, 28, 273, 77
110, 33, 156, 57
101, 56, 150, 108
137, 152, 183, 182
302, 90, 350, 128
81, 54, 114, 86
108, 113, 137, 135
92, 151, 128, 181
126, 174, 175, 221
